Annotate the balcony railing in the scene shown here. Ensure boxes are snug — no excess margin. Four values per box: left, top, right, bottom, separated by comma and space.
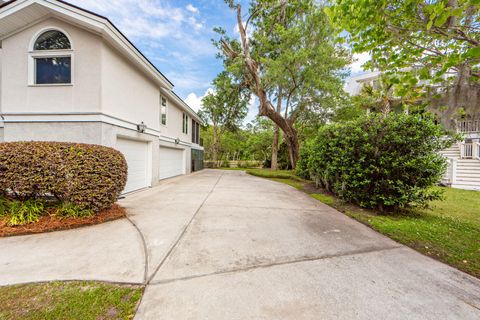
461, 141, 480, 159
457, 120, 480, 133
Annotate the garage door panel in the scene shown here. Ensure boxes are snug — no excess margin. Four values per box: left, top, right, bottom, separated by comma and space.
159, 147, 185, 180
116, 138, 149, 193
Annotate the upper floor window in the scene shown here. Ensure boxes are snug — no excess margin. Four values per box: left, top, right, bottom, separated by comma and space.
160, 96, 167, 125
192, 119, 200, 144
34, 30, 71, 50
182, 113, 189, 134
29, 29, 73, 85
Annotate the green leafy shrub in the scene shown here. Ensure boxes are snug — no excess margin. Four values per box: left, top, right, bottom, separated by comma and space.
0, 141, 127, 212
8, 199, 44, 226
221, 159, 230, 168
58, 203, 94, 218
298, 114, 458, 211
0, 197, 8, 217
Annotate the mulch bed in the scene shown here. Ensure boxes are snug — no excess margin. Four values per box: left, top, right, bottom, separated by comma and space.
0, 204, 127, 238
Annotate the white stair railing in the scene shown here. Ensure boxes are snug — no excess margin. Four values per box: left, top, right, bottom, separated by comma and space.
460, 142, 473, 158
444, 158, 457, 185
473, 142, 480, 160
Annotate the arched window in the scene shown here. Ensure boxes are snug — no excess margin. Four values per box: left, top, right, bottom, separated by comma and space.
30, 29, 73, 85
34, 30, 71, 50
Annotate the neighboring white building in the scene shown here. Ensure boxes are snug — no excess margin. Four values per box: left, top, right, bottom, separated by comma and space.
345, 71, 480, 190
0, 0, 204, 193
344, 71, 382, 96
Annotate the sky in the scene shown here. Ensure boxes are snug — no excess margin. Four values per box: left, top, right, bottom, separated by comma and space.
66, 0, 368, 123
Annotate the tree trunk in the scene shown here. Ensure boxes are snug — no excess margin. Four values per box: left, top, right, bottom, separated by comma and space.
212, 125, 219, 167
271, 88, 283, 170
271, 127, 280, 169
283, 126, 300, 169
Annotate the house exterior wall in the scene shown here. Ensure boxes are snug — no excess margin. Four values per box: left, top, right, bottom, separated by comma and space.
3, 122, 103, 144
101, 42, 161, 132
0, 13, 202, 189
0, 18, 102, 114
161, 99, 191, 142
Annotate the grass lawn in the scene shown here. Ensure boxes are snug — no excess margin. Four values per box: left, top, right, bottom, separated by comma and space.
242, 168, 480, 278
0, 281, 143, 320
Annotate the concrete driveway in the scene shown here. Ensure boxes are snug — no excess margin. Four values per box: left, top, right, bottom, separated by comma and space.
0, 169, 479, 319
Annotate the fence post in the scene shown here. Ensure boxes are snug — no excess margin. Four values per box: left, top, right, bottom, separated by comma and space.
451, 158, 457, 184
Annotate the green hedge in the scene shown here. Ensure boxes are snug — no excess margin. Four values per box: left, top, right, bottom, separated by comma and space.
297, 114, 457, 211
0, 141, 127, 212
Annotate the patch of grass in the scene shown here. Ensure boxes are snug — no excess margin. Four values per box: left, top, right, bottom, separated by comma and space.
310, 193, 335, 206
416, 187, 480, 225
250, 169, 480, 278
246, 169, 302, 180
269, 178, 305, 190
346, 208, 480, 278
0, 281, 143, 320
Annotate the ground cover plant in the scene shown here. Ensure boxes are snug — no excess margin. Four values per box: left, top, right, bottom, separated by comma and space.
0, 141, 128, 236
0, 281, 143, 320
242, 168, 480, 278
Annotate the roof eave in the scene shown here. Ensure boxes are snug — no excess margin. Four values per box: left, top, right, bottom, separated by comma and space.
0, 0, 174, 89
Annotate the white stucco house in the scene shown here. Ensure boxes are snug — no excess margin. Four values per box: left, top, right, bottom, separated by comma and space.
0, 0, 204, 193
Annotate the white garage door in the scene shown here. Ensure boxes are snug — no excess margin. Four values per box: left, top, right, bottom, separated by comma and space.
159, 147, 185, 180
116, 138, 149, 193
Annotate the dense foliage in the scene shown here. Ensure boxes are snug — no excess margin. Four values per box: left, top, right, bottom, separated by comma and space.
201, 117, 293, 169
199, 71, 250, 164
328, 0, 480, 90
297, 114, 457, 211
0, 142, 127, 214
216, 0, 350, 168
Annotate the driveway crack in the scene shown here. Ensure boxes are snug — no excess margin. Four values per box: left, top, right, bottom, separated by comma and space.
148, 245, 404, 286
125, 215, 149, 284
146, 172, 224, 284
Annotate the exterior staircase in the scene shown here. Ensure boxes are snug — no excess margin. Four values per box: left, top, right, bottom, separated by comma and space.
441, 143, 480, 191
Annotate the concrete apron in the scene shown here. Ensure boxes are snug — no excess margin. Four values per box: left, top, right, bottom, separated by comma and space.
0, 170, 479, 319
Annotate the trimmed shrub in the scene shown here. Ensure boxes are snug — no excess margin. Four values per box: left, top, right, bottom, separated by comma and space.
297, 114, 458, 211
0, 141, 127, 212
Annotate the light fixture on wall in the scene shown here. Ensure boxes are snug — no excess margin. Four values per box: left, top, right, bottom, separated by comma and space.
137, 122, 147, 133
175, 138, 180, 145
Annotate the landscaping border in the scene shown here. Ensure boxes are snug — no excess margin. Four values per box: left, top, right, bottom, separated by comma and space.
0, 204, 127, 238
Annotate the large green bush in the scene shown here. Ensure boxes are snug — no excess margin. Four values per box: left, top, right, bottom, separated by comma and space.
297, 114, 457, 211
0, 141, 127, 212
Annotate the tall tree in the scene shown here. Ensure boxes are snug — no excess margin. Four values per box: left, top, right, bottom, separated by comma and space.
328, 0, 480, 119
199, 71, 249, 166
215, 0, 350, 168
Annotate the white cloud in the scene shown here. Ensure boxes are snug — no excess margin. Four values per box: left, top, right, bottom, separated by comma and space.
186, 4, 199, 13
350, 52, 371, 74
185, 90, 258, 125
68, 0, 204, 40
184, 88, 214, 112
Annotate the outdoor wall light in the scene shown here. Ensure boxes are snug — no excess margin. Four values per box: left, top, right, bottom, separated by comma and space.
137, 122, 147, 133
175, 138, 180, 144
